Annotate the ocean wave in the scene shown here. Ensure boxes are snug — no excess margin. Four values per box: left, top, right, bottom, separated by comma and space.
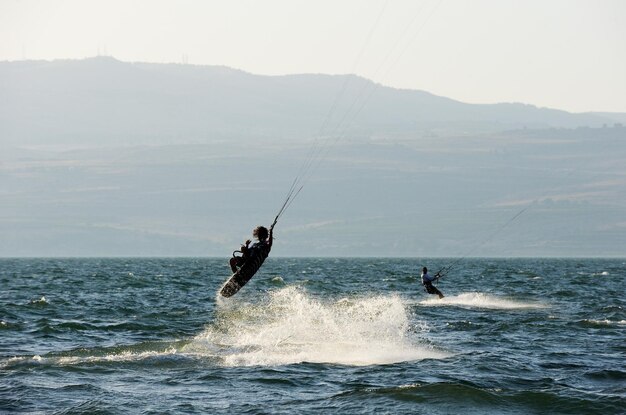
578, 319, 626, 327
0, 342, 190, 369
329, 381, 624, 412
187, 286, 449, 367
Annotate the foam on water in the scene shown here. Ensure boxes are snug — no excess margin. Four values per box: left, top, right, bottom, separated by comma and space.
188, 286, 449, 367
419, 292, 546, 310
581, 319, 626, 326
30, 295, 48, 304
0, 340, 194, 369
1, 348, 180, 367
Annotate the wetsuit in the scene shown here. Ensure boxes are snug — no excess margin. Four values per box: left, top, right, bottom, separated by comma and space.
421, 271, 444, 298
230, 230, 273, 273
246, 240, 270, 261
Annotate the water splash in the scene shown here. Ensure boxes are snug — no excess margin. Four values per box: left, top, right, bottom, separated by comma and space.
188, 287, 449, 366
3, 288, 450, 369
419, 292, 546, 310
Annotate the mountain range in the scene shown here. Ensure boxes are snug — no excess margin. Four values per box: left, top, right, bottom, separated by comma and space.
1, 57, 623, 148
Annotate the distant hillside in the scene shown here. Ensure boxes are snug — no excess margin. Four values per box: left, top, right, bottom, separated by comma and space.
1, 58, 625, 257
1, 57, 620, 147
593, 112, 626, 125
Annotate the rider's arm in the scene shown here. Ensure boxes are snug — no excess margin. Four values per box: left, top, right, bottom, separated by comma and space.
241, 239, 251, 255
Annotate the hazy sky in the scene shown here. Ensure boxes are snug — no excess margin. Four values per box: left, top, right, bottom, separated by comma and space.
1, 0, 625, 113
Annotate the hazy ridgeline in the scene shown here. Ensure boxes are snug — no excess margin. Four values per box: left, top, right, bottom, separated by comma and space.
1, 57, 625, 257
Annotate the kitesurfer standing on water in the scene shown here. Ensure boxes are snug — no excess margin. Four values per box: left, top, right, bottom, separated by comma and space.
421, 267, 444, 299
229, 225, 274, 273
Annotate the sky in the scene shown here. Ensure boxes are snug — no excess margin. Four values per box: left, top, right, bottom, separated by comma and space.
1, 0, 625, 113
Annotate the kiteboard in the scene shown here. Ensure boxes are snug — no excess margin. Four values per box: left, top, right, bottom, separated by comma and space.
220, 246, 270, 297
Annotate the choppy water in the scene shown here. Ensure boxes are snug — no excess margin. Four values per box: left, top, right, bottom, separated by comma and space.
1, 258, 624, 414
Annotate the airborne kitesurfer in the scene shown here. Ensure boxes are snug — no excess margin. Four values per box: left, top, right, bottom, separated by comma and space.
229, 225, 274, 273
421, 267, 444, 299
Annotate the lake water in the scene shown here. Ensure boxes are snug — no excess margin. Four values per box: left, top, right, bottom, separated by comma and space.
1, 257, 624, 414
